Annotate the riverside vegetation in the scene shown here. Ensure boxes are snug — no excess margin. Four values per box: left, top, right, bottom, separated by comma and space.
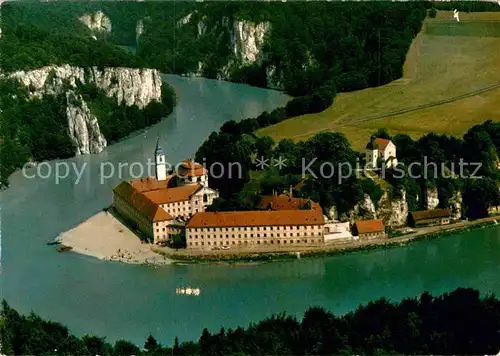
2, 288, 500, 355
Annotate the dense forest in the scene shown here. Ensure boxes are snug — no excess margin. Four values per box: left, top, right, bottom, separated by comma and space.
0, 3, 146, 73
197, 119, 500, 220
2, 288, 500, 355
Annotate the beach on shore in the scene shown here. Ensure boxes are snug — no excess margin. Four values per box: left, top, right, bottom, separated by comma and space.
58, 211, 171, 265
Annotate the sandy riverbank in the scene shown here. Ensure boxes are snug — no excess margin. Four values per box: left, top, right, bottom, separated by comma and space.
58, 211, 171, 265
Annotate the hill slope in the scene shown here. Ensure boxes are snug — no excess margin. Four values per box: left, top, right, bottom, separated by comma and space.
258, 11, 500, 149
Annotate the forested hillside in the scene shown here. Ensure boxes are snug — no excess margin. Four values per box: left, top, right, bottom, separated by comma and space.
2, 288, 500, 355
0, 2, 177, 188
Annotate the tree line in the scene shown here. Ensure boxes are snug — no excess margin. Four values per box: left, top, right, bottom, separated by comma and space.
196, 119, 500, 221
2, 288, 500, 355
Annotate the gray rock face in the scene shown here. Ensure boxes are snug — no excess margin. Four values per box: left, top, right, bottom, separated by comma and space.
7, 65, 162, 109
5, 65, 162, 156
177, 16, 279, 86
448, 190, 462, 220
230, 20, 270, 65
425, 187, 440, 210
66, 92, 107, 155
350, 194, 377, 221
136, 19, 144, 46
376, 190, 409, 228
79, 11, 112, 33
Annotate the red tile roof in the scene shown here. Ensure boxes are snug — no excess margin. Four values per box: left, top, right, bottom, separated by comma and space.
113, 181, 173, 222
410, 209, 451, 221
177, 159, 207, 177
186, 209, 325, 228
259, 195, 320, 211
129, 176, 174, 192
374, 138, 391, 151
143, 184, 203, 204
355, 219, 385, 234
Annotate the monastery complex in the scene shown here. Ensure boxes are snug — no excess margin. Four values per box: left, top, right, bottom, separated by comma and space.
111, 138, 363, 250
111, 136, 450, 252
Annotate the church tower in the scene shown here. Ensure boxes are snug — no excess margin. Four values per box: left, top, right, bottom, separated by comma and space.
155, 137, 167, 181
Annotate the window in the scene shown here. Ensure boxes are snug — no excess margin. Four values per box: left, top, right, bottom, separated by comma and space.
203, 194, 208, 203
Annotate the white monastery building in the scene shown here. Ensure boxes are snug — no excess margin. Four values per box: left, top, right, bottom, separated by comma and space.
112, 138, 218, 244
365, 137, 398, 169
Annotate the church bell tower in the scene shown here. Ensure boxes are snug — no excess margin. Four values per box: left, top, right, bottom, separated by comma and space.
155, 137, 167, 181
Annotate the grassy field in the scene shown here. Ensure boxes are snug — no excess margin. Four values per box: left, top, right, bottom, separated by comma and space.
257, 11, 500, 150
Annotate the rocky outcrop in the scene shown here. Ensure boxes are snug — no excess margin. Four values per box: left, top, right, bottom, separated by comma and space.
230, 21, 270, 65
448, 190, 462, 220
265, 65, 284, 90
326, 205, 338, 221
136, 19, 144, 46
79, 11, 112, 33
425, 187, 440, 210
4, 65, 162, 155
177, 15, 277, 85
6, 64, 162, 109
377, 190, 409, 228
66, 92, 107, 155
350, 194, 377, 221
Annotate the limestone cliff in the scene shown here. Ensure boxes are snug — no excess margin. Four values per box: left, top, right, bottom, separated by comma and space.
79, 11, 112, 33
4, 65, 163, 156
7, 65, 162, 109
350, 194, 377, 221
66, 92, 107, 155
425, 187, 440, 210
177, 13, 282, 87
448, 190, 462, 220
230, 21, 270, 65
327, 189, 407, 228
377, 190, 409, 228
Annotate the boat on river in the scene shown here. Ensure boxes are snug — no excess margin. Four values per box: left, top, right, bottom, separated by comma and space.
57, 245, 73, 252
46, 240, 61, 246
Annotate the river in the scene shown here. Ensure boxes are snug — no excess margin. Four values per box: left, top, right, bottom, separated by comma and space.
1, 75, 500, 346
